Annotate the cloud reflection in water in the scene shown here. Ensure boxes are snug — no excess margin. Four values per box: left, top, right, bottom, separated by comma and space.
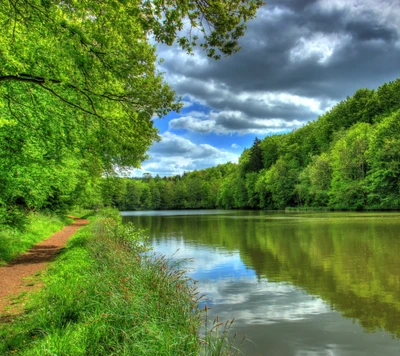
151, 238, 330, 326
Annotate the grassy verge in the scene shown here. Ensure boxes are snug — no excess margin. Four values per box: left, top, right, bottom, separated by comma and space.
285, 207, 333, 212
0, 213, 72, 265
0, 209, 240, 355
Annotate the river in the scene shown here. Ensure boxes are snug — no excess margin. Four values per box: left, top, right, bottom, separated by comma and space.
122, 210, 400, 355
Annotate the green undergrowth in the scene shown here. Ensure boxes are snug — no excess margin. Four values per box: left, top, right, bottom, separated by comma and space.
0, 209, 241, 355
67, 207, 95, 219
0, 213, 72, 264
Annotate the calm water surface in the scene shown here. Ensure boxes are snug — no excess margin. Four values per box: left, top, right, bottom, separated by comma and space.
122, 210, 400, 356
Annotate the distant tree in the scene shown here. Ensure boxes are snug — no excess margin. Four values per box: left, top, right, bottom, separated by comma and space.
366, 111, 400, 208
260, 135, 280, 170
245, 172, 260, 208
329, 123, 371, 209
140, 184, 152, 209
124, 180, 142, 210
98, 79, 400, 213
240, 137, 263, 175
173, 180, 188, 209
186, 176, 203, 208
261, 158, 299, 209
375, 79, 400, 119
217, 177, 235, 209
149, 180, 161, 209
297, 153, 332, 207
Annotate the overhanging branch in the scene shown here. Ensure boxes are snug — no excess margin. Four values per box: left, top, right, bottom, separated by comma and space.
0, 74, 61, 84
1, 73, 150, 117
38, 83, 104, 119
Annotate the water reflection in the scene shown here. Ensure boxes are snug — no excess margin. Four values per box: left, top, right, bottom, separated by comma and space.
123, 211, 400, 355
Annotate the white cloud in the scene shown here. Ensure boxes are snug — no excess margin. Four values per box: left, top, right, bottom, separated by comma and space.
170, 110, 305, 135
166, 84, 334, 136
168, 78, 334, 128
151, 238, 331, 325
290, 33, 351, 65
130, 132, 239, 177
182, 100, 194, 108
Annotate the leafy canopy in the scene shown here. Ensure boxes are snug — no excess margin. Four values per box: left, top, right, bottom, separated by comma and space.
0, 0, 262, 217
1, 0, 262, 168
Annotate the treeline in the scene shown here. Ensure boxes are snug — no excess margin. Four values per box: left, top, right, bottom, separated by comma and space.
101, 165, 235, 210
104, 79, 400, 211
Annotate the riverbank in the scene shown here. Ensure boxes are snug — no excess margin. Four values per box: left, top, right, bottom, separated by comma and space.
0, 213, 73, 265
0, 209, 237, 355
0, 217, 89, 316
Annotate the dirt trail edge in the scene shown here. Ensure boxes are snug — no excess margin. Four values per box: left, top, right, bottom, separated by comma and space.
0, 218, 89, 316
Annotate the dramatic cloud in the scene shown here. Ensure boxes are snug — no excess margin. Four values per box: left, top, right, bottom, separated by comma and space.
169, 110, 304, 135
157, 0, 400, 100
144, 0, 400, 176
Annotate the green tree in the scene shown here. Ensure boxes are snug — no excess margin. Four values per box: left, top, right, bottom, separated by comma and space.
261, 158, 299, 209
297, 153, 332, 207
366, 111, 400, 208
124, 179, 142, 210
100, 177, 127, 209
217, 177, 235, 209
260, 135, 280, 170
329, 123, 371, 209
140, 184, 152, 209
239, 137, 263, 176
149, 180, 162, 210
375, 79, 400, 119
255, 170, 273, 209
159, 180, 174, 209
200, 181, 214, 208
245, 172, 260, 208
173, 180, 188, 209
185, 175, 203, 208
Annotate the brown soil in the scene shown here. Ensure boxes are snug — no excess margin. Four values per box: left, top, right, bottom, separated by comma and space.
0, 218, 89, 318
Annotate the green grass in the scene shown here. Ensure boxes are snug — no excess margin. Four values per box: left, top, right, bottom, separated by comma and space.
67, 207, 95, 219
0, 210, 242, 355
0, 213, 72, 264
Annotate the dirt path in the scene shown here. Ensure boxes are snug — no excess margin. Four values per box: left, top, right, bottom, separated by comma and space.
0, 218, 89, 317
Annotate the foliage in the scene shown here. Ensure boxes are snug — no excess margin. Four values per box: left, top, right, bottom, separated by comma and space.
329, 123, 371, 209
296, 153, 331, 207
141, 0, 264, 59
104, 79, 400, 211
366, 110, 400, 208
239, 137, 263, 176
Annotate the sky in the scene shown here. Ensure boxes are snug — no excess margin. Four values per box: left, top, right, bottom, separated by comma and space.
131, 0, 400, 177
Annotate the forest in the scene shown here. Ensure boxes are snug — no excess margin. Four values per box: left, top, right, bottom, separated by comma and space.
102, 79, 400, 211
0, 0, 262, 226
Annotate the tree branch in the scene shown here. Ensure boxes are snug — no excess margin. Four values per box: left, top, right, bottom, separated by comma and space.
38, 83, 104, 119
1, 73, 148, 117
0, 74, 61, 84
